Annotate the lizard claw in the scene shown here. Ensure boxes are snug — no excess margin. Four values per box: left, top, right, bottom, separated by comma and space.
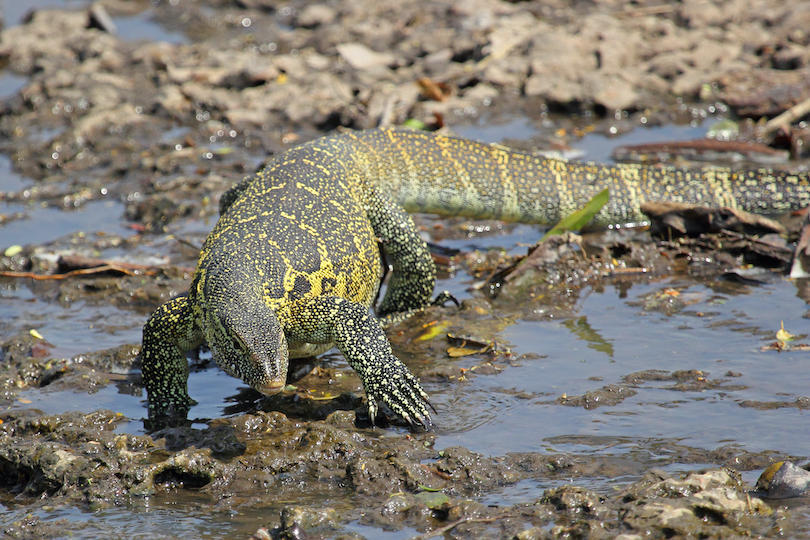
364, 358, 433, 430
431, 290, 459, 308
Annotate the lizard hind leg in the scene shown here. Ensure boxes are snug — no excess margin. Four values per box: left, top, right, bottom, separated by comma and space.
366, 190, 437, 317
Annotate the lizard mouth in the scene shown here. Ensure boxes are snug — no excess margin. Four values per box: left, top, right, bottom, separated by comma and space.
254, 380, 285, 396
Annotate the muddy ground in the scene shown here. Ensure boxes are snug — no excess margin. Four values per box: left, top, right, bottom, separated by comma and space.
0, 0, 810, 538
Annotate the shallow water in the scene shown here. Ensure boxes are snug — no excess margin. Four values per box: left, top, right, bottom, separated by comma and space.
1, 113, 807, 535
0, 0, 188, 43
1, 497, 298, 540
435, 275, 809, 453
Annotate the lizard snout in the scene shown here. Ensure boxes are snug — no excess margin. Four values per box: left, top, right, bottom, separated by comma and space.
253, 379, 285, 396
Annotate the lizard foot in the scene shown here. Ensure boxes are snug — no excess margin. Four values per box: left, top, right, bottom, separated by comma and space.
365, 359, 434, 431
431, 290, 459, 308
145, 394, 197, 430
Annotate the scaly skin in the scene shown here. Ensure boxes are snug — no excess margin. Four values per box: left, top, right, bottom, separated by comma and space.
141, 127, 810, 428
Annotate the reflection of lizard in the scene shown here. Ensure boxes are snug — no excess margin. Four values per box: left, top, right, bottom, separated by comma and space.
140, 127, 810, 428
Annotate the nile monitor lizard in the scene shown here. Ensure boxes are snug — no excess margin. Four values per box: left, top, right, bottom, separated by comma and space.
141, 127, 810, 428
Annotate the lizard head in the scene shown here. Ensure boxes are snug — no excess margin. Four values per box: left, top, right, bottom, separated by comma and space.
204, 300, 290, 397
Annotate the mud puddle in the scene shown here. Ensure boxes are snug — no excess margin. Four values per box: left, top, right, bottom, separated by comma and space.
1, 495, 290, 539
3, 116, 809, 537
1, 0, 188, 44
435, 273, 810, 456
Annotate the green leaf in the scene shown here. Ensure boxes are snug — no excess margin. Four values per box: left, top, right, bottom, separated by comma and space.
540, 188, 609, 241
415, 491, 450, 509
402, 118, 428, 131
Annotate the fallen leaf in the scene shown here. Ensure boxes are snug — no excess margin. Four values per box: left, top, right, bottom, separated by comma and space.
415, 321, 450, 341
776, 321, 797, 343
4, 245, 22, 257
447, 346, 486, 358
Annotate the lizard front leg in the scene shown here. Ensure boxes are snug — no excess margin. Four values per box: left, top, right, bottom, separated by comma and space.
286, 296, 433, 429
141, 294, 204, 419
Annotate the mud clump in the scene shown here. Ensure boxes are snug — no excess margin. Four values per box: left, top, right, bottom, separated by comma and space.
0, 332, 141, 402
1, 405, 799, 539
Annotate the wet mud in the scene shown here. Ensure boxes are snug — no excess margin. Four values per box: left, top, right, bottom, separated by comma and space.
1, 0, 810, 538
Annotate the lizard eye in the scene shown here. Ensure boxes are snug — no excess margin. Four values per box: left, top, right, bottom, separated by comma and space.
231, 335, 245, 352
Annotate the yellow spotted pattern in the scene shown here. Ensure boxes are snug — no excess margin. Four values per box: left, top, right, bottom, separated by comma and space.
141, 127, 810, 426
